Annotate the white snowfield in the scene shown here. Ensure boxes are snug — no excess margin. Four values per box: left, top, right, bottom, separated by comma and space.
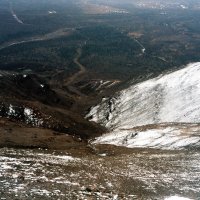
87, 62, 200, 149
93, 124, 200, 150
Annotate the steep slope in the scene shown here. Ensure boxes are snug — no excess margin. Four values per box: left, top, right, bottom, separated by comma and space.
87, 62, 200, 149
87, 62, 200, 129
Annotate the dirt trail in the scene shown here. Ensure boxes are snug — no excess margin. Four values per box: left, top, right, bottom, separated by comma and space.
65, 48, 86, 86
64, 47, 87, 97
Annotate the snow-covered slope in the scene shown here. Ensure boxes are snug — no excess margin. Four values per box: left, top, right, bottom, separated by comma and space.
87, 62, 200, 130
93, 123, 200, 150
87, 62, 200, 149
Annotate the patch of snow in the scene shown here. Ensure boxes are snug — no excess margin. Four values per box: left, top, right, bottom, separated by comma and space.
165, 196, 193, 200
35, 153, 80, 163
99, 153, 107, 157
180, 5, 188, 9
1, 164, 12, 170
0, 156, 16, 161
53, 155, 77, 161
134, 38, 146, 53
2, 105, 44, 127
10, 3, 24, 24
12, 13, 23, 24
24, 108, 33, 116
48, 10, 57, 14
8, 104, 16, 117
106, 182, 113, 187
24, 107, 43, 126
107, 80, 121, 88
95, 80, 110, 90
93, 125, 200, 150
10, 185, 26, 193
112, 10, 129, 14
30, 189, 51, 196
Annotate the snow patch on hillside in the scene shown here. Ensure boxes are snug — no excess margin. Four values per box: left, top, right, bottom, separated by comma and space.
93, 124, 200, 150
1, 104, 43, 127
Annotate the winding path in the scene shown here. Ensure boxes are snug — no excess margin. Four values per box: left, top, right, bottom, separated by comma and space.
65, 48, 86, 86
64, 46, 87, 97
